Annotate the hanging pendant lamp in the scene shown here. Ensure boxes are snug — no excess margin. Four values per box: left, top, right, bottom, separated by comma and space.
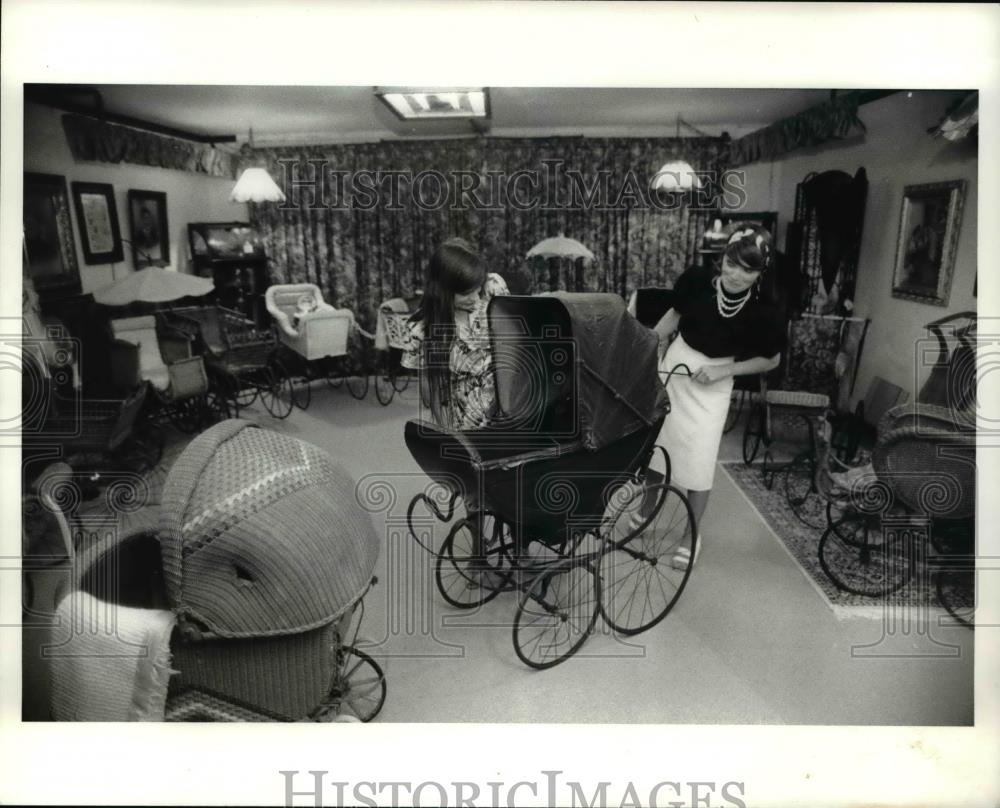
230, 128, 286, 203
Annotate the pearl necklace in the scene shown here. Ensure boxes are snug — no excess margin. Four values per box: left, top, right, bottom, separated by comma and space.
713, 276, 752, 319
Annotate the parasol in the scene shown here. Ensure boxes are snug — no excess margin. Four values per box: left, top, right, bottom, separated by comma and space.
526, 233, 595, 262
93, 267, 215, 306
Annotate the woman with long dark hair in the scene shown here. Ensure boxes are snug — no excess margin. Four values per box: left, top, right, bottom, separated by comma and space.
402, 237, 509, 430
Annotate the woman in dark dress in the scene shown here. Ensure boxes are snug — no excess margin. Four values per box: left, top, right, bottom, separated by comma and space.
650, 223, 786, 567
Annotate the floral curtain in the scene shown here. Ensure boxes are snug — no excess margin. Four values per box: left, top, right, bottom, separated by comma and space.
250, 135, 729, 338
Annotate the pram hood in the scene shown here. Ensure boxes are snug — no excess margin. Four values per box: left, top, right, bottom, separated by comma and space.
159, 420, 380, 639
488, 293, 668, 451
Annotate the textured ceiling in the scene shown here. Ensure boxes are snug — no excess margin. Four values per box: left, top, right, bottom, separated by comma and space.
84, 85, 834, 145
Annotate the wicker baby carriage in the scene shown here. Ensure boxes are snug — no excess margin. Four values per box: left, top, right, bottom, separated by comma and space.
404, 293, 696, 669
372, 294, 421, 406
165, 304, 294, 420
264, 283, 371, 409
55, 420, 386, 721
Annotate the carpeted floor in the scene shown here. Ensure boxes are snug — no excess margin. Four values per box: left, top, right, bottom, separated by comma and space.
720, 459, 975, 620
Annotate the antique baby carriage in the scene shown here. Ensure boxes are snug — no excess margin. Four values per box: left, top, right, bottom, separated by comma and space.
49, 419, 386, 721
405, 293, 697, 669
264, 283, 372, 408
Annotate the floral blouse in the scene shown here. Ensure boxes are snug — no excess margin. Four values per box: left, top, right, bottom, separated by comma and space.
401, 272, 509, 430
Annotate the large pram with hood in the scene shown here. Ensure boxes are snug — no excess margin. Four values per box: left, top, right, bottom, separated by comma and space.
405, 294, 696, 669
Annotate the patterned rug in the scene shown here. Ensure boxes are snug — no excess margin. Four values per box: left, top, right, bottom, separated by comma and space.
718, 460, 974, 621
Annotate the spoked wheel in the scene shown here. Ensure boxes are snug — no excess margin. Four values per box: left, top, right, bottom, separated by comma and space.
435, 514, 516, 609
934, 563, 975, 629
784, 452, 825, 530
513, 559, 601, 670
392, 366, 411, 393
326, 358, 345, 389
231, 376, 259, 409
598, 482, 696, 636
291, 374, 312, 410
259, 360, 294, 419
167, 395, 207, 434
311, 646, 387, 722
761, 450, 778, 490
346, 361, 369, 400
818, 513, 911, 597
374, 354, 395, 406
742, 402, 765, 465
723, 389, 746, 434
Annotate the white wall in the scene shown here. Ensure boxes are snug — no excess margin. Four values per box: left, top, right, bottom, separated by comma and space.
727, 91, 978, 405
23, 102, 247, 294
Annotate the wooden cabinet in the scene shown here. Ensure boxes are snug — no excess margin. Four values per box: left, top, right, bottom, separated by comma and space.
187, 222, 270, 325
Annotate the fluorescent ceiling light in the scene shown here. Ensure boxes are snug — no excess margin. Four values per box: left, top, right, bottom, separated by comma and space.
377, 88, 490, 120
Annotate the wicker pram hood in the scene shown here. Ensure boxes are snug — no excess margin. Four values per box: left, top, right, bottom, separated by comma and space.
159, 420, 379, 639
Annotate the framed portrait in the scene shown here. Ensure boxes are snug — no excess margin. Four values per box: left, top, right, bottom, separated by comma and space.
891, 180, 966, 306
23, 172, 81, 296
127, 190, 170, 268
70, 181, 124, 264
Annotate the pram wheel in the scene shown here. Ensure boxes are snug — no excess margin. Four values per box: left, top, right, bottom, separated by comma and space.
513, 558, 601, 669
742, 401, 766, 464
598, 482, 696, 636
818, 513, 911, 596
435, 515, 515, 609
392, 367, 411, 393
291, 375, 312, 410
784, 452, 824, 530
935, 564, 975, 629
313, 645, 387, 722
347, 372, 369, 400
260, 359, 294, 419
374, 354, 395, 406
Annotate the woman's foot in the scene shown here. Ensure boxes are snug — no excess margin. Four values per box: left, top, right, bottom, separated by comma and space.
670, 537, 701, 570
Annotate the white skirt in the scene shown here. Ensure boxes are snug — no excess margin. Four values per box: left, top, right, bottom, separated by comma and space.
651, 334, 734, 491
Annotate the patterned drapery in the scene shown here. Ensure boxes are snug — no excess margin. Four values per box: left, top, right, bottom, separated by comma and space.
61, 114, 238, 178
250, 136, 729, 337
729, 94, 866, 167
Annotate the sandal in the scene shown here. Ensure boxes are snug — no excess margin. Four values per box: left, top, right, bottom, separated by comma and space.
670, 537, 701, 570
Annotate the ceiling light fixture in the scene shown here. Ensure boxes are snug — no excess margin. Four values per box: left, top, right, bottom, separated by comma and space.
230, 127, 286, 203
651, 116, 711, 193
376, 87, 491, 121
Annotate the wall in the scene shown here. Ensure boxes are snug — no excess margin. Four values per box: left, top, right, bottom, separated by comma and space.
726, 91, 978, 405
23, 102, 247, 294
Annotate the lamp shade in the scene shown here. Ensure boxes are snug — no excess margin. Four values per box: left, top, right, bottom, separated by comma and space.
651, 161, 702, 192
230, 167, 286, 203
526, 234, 595, 261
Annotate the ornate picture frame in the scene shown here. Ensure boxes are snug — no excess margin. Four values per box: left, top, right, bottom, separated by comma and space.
891, 180, 966, 306
127, 189, 170, 268
71, 181, 124, 265
23, 172, 81, 296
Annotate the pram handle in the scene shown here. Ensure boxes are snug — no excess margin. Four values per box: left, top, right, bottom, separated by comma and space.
659, 362, 693, 386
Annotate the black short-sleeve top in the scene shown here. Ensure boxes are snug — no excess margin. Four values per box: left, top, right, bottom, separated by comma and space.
670, 264, 787, 360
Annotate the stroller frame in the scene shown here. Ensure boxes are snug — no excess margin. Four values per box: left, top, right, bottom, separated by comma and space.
404, 294, 697, 669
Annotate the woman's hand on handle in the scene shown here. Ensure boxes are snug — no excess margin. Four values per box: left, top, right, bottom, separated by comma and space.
691, 365, 731, 385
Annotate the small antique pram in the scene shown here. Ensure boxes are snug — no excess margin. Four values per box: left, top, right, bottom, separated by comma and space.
405, 294, 696, 669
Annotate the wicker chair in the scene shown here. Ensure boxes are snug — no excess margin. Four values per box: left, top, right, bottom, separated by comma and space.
265, 283, 354, 362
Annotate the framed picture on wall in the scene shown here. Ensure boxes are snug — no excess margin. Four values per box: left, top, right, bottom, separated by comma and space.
891, 180, 966, 306
71, 181, 124, 264
127, 190, 169, 268
23, 172, 81, 297
698, 210, 779, 254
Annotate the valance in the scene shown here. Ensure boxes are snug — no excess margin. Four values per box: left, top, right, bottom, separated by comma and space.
61, 114, 238, 178
729, 93, 866, 167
